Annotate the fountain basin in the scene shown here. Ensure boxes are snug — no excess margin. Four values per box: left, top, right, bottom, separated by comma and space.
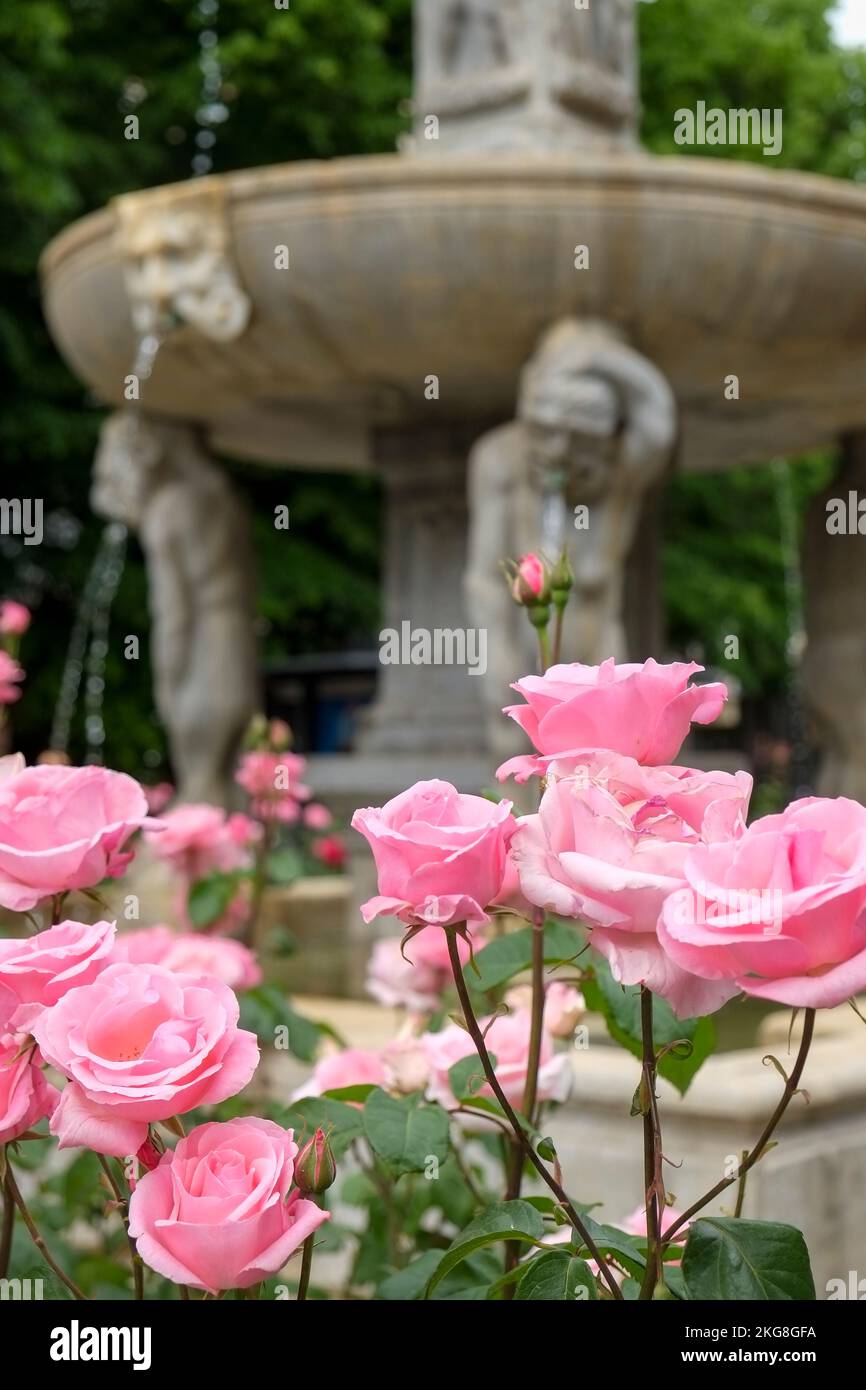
41, 153, 866, 473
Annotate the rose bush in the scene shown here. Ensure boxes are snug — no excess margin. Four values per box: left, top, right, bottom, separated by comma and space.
0, 648, 841, 1307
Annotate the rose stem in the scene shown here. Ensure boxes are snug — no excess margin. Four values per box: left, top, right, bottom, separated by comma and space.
445, 927, 623, 1300
662, 1007, 816, 1244
0, 1165, 13, 1278
733, 1149, 750, 1218
4, 1160, 88, 1300
296, 1213, 319, 1303
97, 1154, 144, 1300
504, 910, 547, 1275
551, 606, 564, 666
638, 986, 663, 1300
242, 817, 276, 949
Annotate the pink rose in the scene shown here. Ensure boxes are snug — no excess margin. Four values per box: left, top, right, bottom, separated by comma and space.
498, 659, 728, 782
144, 804, 259, 880
366, 937, 443, 1012
313, 834, 346, 869
303, 803, 332, 831
32, 962, 259, 1155
534, 752, 752, 844
0, 651, 24, 704
658, 796, 866, 1011
160, 935, 262, 991
622, 1204, 689, 1244
235, 752, 310, 821
423, 1009, 571, 1111
512, 780, 734, 1018
128, 1118, 329, 1294
293, 1047, 387, 1102
0, 919, 116, 1024
143, 782, 174, 815
111, 924, 175, 965
543, 981, 585, 1039
0, 600, 31, 636
352, 779, 516, 929
114, 925, 261, 990
0, 764, 154, 912
0, 1032, 58, 1143
381, 1036, 431, 1096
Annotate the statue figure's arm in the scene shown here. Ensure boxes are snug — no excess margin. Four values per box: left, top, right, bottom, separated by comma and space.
592, 342, 677, 483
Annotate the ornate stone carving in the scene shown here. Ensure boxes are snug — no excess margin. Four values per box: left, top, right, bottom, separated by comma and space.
412, 0, 638, 153
465, 319, 676, 763
113, 183, 251, 343
91, 411, 259, 805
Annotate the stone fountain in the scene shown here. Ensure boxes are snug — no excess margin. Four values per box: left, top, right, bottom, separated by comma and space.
40, 0, 866, 828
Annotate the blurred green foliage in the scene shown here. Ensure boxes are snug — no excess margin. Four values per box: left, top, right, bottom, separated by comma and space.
1, 0, 863, 770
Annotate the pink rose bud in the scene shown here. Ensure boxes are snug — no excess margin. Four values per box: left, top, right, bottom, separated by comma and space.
304, 802, 333, 831
0, 600, 31, 636
510, 553, 549, 607
295, 1128, 337, 1195
136, 1134, 162, 1172
269, 718, 293, 751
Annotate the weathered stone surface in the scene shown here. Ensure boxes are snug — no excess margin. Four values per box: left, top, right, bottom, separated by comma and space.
410, 0, 638, 155
465, 318, 676, 761
803, 434, 866, 800
92, 411, 259, 805
41, 157, 866, 474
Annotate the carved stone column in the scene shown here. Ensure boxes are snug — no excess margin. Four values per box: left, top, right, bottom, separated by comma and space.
802, 435, 866, 800
358, 424, 488, 758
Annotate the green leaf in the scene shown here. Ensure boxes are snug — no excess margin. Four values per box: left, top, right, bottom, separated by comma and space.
682, 1218, 816, 1301
582, 954, 715, 1095
362, 1089, 450, 1176
426, 1200, 545, 1296
282, 1097, 364, 1157
322, 1084, 378, 1104
448, 1053, 496, 1099
377, 1251, 443, 1301
16, 1266, 74, 1301
576, 1217, 647, 1279
267, 847, 306, 885
515, 1250, 598, 1301
186, 871, 244, 928
238, 987, 324, 1060
467, 921, 584, 992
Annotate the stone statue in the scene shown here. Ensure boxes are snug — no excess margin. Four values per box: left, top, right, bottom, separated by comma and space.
114, 184, 251, 344
465, 319, 677, 764
91, 411, 259, 805
413, 0, 637, 152
439, 0, 517, 75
